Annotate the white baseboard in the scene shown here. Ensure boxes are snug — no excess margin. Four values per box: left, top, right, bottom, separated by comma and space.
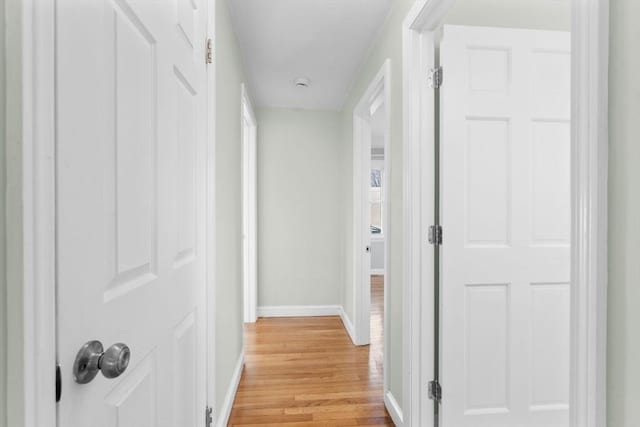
339, 306, 357, 345
371, 269, 385, 275
216, 350, 244, 427
384, 391, 404, 426
257, 305, 341, 318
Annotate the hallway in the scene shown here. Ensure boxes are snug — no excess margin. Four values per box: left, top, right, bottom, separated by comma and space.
228, 276, 391, 426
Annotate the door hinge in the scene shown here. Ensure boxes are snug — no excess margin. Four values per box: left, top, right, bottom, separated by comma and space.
56, 364, 62, 402
205, 406, 213, 427
428, 380, 442, 402
206, 38, 213, 64
428, 225, 443, 245
428, 66, 443, 89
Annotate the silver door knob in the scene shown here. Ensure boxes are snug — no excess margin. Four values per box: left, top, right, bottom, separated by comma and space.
73, 340, 131, 384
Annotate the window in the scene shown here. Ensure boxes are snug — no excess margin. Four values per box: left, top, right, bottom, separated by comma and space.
371, 169, 383, 234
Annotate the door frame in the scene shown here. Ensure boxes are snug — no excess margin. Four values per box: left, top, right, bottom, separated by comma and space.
20, 0, 56, 425
241, 83, 258, 324
20, 2, 217, 426
352, 59, 391, 392
401, 0, 609, 426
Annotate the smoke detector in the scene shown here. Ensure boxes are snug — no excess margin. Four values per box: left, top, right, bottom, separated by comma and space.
294, 77, 311, 88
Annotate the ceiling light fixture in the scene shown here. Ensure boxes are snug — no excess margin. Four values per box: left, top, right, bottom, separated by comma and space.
294, 77, 311, 88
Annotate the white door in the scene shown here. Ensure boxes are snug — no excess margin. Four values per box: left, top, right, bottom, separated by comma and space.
440, 25, 571, 427
56, 0, 208, 425
358, 117, 373, 344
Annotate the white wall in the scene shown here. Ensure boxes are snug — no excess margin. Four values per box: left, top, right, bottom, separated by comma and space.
257, 108, 343, 307
608, 0, 640, 425
214, 0, 248, 415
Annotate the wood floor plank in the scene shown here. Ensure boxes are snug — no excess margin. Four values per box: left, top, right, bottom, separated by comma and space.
228, 278, 393, 426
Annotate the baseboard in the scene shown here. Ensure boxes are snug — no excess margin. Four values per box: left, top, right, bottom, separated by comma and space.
371, 269, 385, 275
257, 305, 341, 318
216, 350, 244, 427
338, 306, 357, 345
384, 391, 404, 426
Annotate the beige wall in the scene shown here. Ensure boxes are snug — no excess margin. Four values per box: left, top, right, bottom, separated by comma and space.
608, 0, 640, 425
214, 0, 248, 415
257, 108, 343, 308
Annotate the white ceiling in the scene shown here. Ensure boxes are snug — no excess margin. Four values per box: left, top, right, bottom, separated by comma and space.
228, 0, 393, 111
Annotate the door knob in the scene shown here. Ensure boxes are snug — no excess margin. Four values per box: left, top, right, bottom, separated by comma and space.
366, 246, 371, 253
73, 340, 131, 384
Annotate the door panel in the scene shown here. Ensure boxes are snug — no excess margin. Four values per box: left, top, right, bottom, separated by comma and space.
440, 25, 570, 427
104, 353, 157, 427
464, 283, 509, 415
465, 118, 510, 246
56, 0, 208, 425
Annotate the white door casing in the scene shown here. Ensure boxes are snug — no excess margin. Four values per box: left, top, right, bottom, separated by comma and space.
241, 85, 258, 324
353, 113, 373, 346
56, 0, 208, 425
440, 25, 571, 427
352, 60, 391, 350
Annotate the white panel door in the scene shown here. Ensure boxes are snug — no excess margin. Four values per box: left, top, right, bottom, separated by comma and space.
56, 0, 208, 426
360, 118, 373, 344
440, 25, 570, 427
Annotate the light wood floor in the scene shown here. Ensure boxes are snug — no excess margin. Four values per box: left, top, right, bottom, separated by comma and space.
228, 275, 392, 426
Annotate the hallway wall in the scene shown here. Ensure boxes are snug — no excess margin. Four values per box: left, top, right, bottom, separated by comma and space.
608, 0, 640, 424
214, 0, 250, 416
257, 108, 343, 308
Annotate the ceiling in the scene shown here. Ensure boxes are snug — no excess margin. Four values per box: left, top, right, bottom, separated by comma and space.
227, 0, 393, 111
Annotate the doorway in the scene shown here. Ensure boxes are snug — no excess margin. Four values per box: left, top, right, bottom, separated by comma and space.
438, 24, 571, 427
241, 84, 258, 324
352, 59, 395, 417
402, 0, 609, 426
51, 1, 211, 425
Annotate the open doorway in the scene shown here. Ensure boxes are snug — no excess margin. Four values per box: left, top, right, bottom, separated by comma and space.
369, 106, 387, 370
352, 59, 395, 416
241, 84, 258, 324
